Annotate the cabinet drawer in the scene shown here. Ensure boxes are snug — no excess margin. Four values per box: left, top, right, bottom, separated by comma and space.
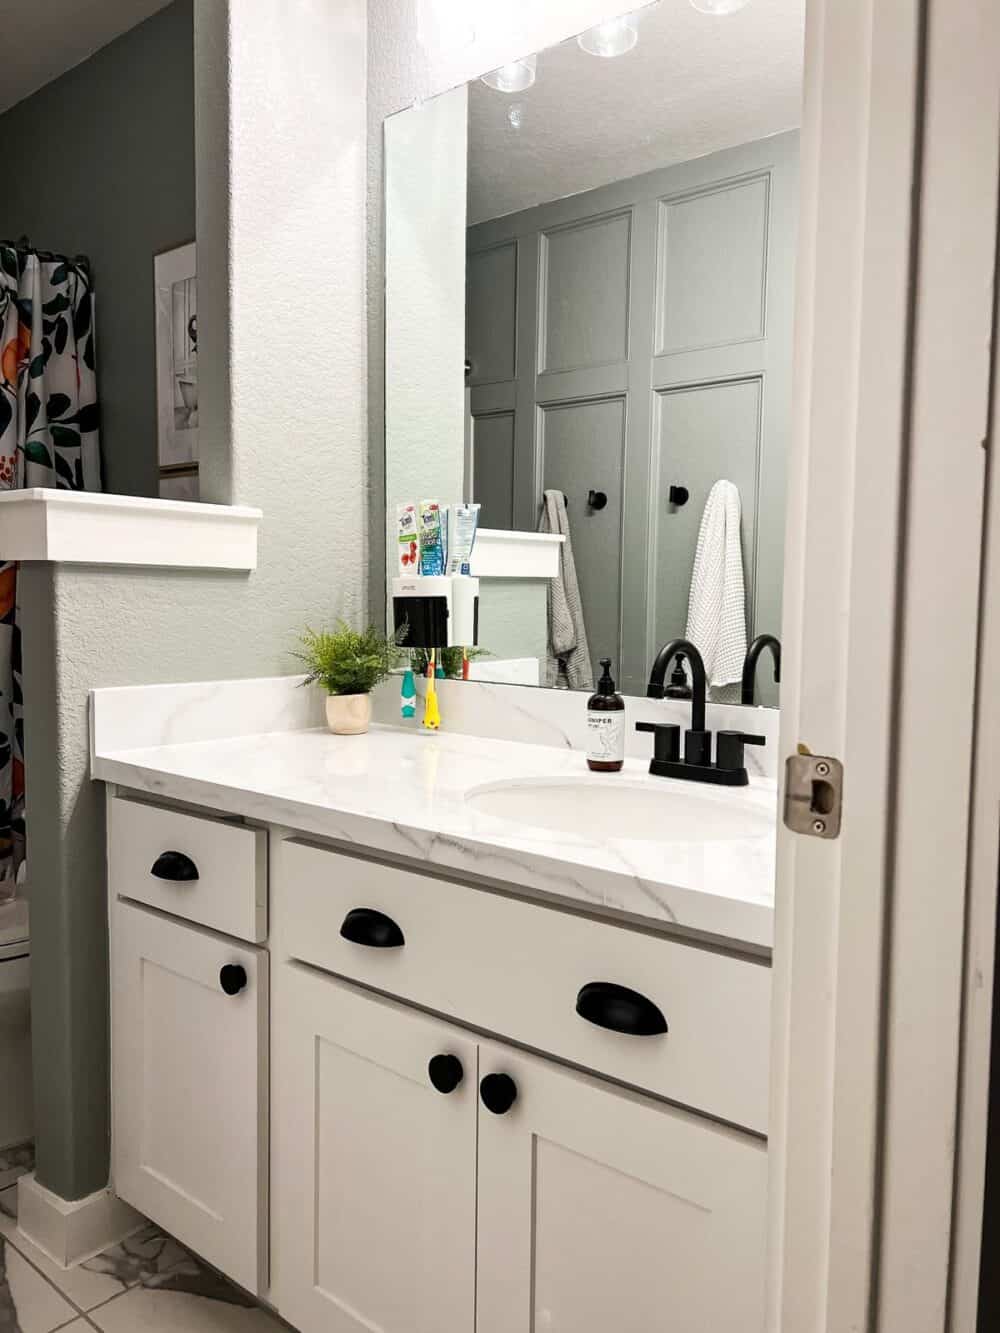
275, 839, 770, 1133
109, 794, 267, 942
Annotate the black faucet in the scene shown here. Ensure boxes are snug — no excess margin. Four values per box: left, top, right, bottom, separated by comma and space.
640, 638, 765, 787
741, 634, 781, 706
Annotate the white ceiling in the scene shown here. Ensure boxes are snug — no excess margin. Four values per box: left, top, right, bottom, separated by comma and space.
468, 0, 805, 225
0, 0, 172, 114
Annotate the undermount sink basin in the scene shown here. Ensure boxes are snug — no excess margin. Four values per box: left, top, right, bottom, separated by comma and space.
465, 777, 773, 844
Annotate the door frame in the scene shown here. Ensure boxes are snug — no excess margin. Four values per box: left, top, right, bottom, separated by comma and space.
771, 0, 1000, 1327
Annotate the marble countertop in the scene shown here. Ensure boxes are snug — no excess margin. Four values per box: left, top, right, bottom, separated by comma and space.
93, 722, 776, 951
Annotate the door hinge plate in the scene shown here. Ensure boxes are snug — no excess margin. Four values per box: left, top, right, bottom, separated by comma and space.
783, 752, 843, 839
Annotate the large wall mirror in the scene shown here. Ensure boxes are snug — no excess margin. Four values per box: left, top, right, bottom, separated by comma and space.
385, 0, 804, 704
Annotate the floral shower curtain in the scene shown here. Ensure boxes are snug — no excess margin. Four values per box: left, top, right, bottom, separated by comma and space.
0, 244, 102, 885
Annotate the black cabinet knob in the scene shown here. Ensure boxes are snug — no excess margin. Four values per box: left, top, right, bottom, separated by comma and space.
587, 489, 608, 511
151, 850, 198, 882
428, 1053, 464, 1095
480, 1072, 518, 1115
668, 484, 689, 507
576, 982, 668, 1036
339, 907, 405, 949
219, 964, 248, 996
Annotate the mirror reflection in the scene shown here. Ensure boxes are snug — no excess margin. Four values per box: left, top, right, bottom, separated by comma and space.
385, 0, 804, 704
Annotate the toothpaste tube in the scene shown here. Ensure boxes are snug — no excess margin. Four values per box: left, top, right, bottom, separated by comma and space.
447, 503, 481, 575
418, 500, 445, 575
396, 502, 418, 574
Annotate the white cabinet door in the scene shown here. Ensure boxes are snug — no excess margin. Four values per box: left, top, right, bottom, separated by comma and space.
274, 966, 477, 1333
475, 1040, 767, 1333
111, 902, 267, 1293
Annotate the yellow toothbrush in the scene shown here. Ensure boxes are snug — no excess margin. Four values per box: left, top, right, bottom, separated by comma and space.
423, 651, 441, 730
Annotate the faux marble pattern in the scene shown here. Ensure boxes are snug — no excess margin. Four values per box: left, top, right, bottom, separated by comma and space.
370, 675, 781, 778
89, 676, 325, 764
93, 720, 776, 949
89, 673, 780, 780
0, 1187, 279, 1332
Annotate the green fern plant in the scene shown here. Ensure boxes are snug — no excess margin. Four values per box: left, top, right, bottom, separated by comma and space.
294, 622, 405, 696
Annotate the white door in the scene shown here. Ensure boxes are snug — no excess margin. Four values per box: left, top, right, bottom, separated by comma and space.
772, 0, 1000, 1326
475, 1040, 767, 1333
273, 966, 477, 1333
111, 901, 267, 1293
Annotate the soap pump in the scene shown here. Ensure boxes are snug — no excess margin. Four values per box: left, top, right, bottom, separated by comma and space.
586, 658, 625, 773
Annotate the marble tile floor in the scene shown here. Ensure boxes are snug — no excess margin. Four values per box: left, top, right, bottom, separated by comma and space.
0, 1174, 287, 1333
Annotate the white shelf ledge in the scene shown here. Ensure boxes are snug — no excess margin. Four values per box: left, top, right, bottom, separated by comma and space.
0, 489, 261, 571
469, 528, 564, 579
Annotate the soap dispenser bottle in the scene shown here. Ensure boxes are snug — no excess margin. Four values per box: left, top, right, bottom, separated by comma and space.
587, 658, 625, 772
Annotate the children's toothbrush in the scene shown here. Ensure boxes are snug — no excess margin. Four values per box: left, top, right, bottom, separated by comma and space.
462, 647, 470, 681
400, 665, 416, 719
423, 650, 441, 731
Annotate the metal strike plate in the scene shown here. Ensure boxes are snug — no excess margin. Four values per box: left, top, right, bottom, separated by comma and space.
783, 752, 843, 839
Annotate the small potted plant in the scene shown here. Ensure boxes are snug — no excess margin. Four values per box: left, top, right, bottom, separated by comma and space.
294, 622, 404, 735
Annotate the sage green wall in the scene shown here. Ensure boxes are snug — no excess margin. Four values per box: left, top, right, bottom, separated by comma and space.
22, 0, 368, 1203
0, 1, 195, 499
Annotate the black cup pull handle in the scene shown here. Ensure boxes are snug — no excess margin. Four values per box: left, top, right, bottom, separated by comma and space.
339, 907, 405, 949
480, 1072, 518, 1115
428, 1054, 464, 1095
576, 982, 668, 1037
219, 964, 248, 996
150, 850, 199, 882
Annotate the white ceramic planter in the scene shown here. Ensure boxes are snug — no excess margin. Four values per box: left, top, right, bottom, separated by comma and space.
325, 693, 372, 736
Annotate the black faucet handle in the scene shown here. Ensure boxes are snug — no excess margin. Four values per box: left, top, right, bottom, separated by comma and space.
636, 721, 680, 763
646, 682, 665, 700
716, 730, 767, 772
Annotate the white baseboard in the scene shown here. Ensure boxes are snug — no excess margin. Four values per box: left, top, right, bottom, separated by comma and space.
16, 1172, 145, 1268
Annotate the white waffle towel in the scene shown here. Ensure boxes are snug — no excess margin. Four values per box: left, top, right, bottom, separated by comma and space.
685, 480, 747, 694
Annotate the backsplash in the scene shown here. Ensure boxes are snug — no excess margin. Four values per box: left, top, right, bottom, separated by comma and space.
371, 678, 780, 780
91, 675, 780, 781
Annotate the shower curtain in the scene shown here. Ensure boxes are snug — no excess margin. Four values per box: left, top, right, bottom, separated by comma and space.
0, 244, 102, 885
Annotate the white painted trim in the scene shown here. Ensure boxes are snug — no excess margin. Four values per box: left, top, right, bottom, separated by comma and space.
950, 134, 1000, 1330
769, 0, 924, 1326
875, 3, 1000, 1325
0, 489, 261, 570
771, 0, 1000, 1327
468, 528, 563, 578
15, 1172, 145, 1268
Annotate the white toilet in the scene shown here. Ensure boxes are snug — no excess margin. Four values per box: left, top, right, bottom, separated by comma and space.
0, 894, 32, 1151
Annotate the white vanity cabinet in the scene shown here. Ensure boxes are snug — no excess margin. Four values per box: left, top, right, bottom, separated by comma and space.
105, 791, 769, 1330
107, 795, 269, 1295
274, 967, 479, 1333
272, 968, 766, 1333
475, 1040, 767, 1333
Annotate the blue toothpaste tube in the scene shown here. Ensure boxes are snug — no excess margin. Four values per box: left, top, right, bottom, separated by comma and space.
418, 501, 445, 575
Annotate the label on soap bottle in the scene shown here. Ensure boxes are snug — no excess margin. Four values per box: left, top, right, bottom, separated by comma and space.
586, 711, 625, 764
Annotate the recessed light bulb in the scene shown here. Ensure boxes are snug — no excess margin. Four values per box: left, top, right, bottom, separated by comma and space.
577, 15, 639, 58
481, 54, 537, 93
690, 0, 751, 13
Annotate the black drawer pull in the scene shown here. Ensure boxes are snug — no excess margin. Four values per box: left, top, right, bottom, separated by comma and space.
428, 1054, 464, 1095
150, 850, 199, 882
575, 982, 668, 1037
480, 1072, 518, 1115
220, 964, 248, 996
339, 907, 405, 949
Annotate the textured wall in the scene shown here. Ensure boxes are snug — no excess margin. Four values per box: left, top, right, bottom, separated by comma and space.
25, 0, 368, 1202
0, 1, 195, 499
